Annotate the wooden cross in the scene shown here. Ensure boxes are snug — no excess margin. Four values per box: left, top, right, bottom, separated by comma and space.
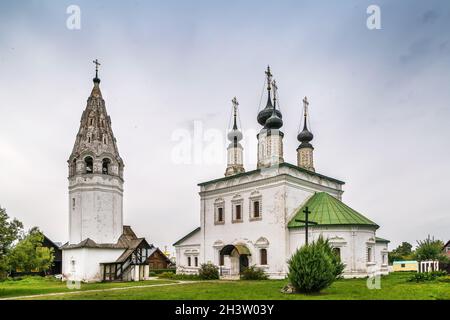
295, 206, 318, 245
93, 59, 101, 78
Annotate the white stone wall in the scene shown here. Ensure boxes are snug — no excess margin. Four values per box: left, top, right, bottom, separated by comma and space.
175, 230, 202, 275
62, 248, 124, 282
289, 227, 381, 278
375, 242, 389, 275
68, 174, 123, 244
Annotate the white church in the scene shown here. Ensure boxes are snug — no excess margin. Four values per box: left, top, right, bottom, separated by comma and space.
174, 67, 390, 279
61, 62, 154, 282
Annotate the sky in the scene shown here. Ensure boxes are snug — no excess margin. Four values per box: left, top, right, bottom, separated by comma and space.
0, 0, 449, 253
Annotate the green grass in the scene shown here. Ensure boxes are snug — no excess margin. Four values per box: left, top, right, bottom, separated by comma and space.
2, 272, 449, 300
0, 276, 173, 299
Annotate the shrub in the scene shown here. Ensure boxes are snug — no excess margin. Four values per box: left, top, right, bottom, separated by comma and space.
198, 263, 219, 280
158, 272, 200, 281
148, 271, 156, 277
287, 236, 345, 293
150, 268, 176, 275
408, 270, 447, 283
241, 265, 268, 280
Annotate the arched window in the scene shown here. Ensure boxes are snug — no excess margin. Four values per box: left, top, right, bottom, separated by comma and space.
85, 156, 93, 174
260, 249, 267, 265
102, 158, 111, 174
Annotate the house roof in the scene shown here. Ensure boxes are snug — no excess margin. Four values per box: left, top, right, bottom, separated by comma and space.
61, 225, 151, 251
198, 162, 345, 187
375, 237, 390, 243
173, 227, 201, 246
287, 192, 379, 229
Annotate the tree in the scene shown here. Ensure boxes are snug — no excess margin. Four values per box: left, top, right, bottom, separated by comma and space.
414, 236, 447, 263
388, 242, 413, 263
7, 227, 54, 275
287, 236, 345, 293
0, 207, 23, 277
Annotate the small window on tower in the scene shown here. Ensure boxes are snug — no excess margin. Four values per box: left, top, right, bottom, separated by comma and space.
72, 198, 75, 210
102, 158, 111, 175
85, 157, 93, 174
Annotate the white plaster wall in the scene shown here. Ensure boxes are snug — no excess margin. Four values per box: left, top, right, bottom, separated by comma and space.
201, 182, 289, 278
289, 227, 379, 277
175, 230, 202, 274
62, 248, 124, 282
69, 174, 123, 244
375, 242, 389, 275
177, 165, 349, 279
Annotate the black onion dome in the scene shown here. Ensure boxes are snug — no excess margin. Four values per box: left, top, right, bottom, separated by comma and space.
297, 127, 314, 142
257, 94, 282, 126
265, 109, 283, 129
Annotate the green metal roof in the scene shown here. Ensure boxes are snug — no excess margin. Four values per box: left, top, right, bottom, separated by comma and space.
288, 192, 379, 229
375, 237, 390, 243
198, 162, 345, 187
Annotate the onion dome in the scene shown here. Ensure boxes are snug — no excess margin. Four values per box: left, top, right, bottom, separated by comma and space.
297, 96, 314, 148
228, 97, 243, 142
257, 66, 282, 126
265, 108, 283, 129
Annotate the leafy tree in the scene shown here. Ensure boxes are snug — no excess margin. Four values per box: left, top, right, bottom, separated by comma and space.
0, 207, 23, 277
287, 236, 345, 293
7, 227, 54, 274
414, 236, 447, 263
388, 242, 413, 263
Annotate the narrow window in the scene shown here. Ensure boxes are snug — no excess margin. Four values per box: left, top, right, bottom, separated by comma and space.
218, 207, 223, 222
187, 257, 191, 267
367, 247, 372, 262
72, 198, 76, 210
219, 254, 224, 266
332, 247, 341, 261
102, 158, 111, 175
235, 204, 242, 221
401, 263, 405, 268
260, 249, 267, 265
85, 156, 93, 174
194, 257, 198, 267
89, 118, 94, 126
253, 201, 260, 218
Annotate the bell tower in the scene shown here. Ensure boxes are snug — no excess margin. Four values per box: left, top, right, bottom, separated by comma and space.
67, 60, 124, 245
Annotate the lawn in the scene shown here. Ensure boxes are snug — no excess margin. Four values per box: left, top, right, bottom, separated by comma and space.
1, 272, 448, 300
0, 276, 174, 299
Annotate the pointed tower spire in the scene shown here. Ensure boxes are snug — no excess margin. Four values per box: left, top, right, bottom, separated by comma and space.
297, 96, 315, 172
225, 97, 245, 176
67, 61, 124, 245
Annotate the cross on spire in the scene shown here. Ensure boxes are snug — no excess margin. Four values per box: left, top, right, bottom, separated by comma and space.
272, 80, 278, 107
265, 65, 273, 91
93, 59, 101, 79
303, 96, 309, 118
232, 97, 239, 130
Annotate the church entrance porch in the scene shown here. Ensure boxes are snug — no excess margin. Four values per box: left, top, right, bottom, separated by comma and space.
219, 244, 251, 279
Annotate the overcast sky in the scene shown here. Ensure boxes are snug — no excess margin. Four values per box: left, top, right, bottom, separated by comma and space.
0, 0, 449, 252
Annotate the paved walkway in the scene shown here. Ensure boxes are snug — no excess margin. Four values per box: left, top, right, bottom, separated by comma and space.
0, 280, 197, 300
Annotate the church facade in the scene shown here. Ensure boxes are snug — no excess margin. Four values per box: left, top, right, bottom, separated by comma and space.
61, 63, 153, 282
174, 67, 390, 279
